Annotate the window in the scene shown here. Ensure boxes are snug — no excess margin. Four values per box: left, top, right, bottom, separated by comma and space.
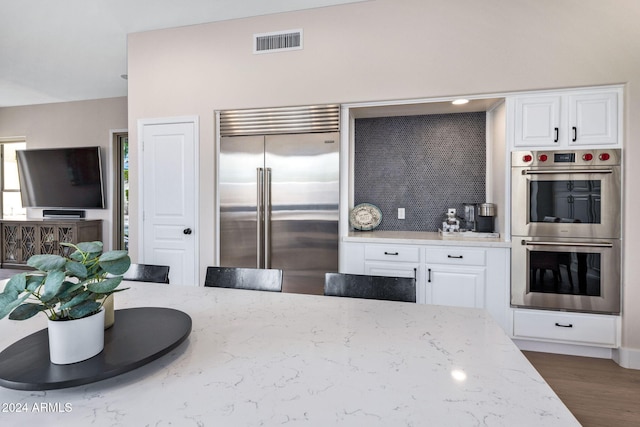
1, 141, 26, 218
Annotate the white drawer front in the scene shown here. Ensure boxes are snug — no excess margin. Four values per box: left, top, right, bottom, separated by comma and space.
364, 245, 420, 263
425, 248, 486, 266
513, 310, 618, 347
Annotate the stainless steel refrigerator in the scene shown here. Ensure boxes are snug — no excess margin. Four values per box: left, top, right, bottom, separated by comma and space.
218, 105, 339, 295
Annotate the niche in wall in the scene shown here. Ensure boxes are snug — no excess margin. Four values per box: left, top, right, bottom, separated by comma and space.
354, 112, 486, 231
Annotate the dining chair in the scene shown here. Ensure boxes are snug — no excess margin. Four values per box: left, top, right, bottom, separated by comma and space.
123, 263, 170, 284
204, 266, 283, 292
324, 272, 416, 303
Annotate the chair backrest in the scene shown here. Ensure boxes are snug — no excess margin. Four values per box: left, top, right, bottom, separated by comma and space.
324, 272, 416, 303
123, 263, 170, 284
204, 267, 283, 292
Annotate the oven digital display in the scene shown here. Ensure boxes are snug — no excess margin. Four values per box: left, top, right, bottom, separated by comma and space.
553, 153, 575, 163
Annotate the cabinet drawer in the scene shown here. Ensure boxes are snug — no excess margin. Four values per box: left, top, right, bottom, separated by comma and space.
425, 248, 486, 266
513, 310, 618, 347
364, 245, 420, 263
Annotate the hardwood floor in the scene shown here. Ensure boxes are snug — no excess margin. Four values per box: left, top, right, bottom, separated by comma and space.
524, 351, 640, 427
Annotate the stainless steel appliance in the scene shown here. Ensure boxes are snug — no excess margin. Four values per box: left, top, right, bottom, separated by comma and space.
510, 149, 622, 314
476, 203, 496, 232
463, 203, 496, 232
218, 105, 340, 295
512, 149, 621, 239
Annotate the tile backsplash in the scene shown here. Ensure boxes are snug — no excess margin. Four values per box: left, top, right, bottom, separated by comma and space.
354, 112, 486, 231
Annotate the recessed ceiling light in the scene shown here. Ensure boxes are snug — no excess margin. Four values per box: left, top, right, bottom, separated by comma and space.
452, 99, 469, 105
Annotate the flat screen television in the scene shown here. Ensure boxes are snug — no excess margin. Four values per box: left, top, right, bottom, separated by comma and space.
17, 146, 105, 209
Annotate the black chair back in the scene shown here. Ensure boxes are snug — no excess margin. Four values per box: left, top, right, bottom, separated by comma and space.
324, 272, 416, 303
204, 267, 283, 292
123, 263, 170, 284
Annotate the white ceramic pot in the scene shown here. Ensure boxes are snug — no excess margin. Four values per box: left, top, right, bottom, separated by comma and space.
47, 309, 105, 364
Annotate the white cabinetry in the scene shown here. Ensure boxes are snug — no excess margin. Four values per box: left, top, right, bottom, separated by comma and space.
513, 309, 619, 348
512, 88, 620, 149
425, 248, 485, 309
340, 240, 510, 333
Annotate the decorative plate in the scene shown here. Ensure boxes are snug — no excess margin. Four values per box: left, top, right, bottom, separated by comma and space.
350, 203, 382, 231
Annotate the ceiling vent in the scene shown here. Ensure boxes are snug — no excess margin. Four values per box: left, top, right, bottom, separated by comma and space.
254, 29, 303, 54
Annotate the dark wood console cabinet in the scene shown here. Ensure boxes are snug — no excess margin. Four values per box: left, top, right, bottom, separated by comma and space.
0, 219, 102, 268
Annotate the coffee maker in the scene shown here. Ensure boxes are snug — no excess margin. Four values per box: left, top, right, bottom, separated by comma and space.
463, 203, 496, 233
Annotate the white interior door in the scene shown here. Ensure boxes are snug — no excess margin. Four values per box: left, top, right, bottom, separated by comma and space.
140, 118, 198, 285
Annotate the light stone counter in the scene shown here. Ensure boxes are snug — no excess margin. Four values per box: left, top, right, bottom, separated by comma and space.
345, 230, 512, 248
0, 281, 577, 426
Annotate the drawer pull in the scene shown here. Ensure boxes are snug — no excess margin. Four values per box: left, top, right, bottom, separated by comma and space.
384, 251, 399, 256
447, 255, 463, 259
428, 268, 432, 283
555, 322, 573, 328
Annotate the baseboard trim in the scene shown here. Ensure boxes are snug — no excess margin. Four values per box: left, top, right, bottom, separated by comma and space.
613, 347, 640, 370
513, 339, 614, 359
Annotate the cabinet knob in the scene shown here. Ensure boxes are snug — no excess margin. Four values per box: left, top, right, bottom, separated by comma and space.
183, 228, 192, 235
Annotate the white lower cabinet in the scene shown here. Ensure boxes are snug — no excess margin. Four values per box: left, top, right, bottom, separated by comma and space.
513, 309, 619, 348
340, 240, 510, 333
425, 247, 486, 309
427, 265, 485, 308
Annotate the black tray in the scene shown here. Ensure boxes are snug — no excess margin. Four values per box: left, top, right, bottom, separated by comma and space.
0, 307, 192, 390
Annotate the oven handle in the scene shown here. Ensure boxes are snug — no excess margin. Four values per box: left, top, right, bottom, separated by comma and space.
522, 240, 613, 248
522, 169, 613, 175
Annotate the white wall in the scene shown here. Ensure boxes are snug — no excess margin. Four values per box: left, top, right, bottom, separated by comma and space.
127, 0, 640, 354
0, 97, 128, 248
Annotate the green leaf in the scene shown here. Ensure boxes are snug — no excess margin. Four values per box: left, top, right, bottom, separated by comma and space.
57, 280, 86, 299
99, 250, 128, 262
8, 302, 45, 320
75, 241, 103, 254
99, 253, 131, 275
0, 294, 30, 320
27, 254, 66, 272
68, 300, 101, 319
26, 275, 45, 292
40, 270, 66, 302
5, 273, 27, 296
65, 260, 88, 279
59, 292, 91, 310
87, 276, 123, 294
68, 251, 84, 262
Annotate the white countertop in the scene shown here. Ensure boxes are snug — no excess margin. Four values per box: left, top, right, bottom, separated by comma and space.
0, 281, 577, 426
345, 230, 512, 248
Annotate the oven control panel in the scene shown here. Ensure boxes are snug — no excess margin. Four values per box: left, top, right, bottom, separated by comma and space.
512, 149, 621, 167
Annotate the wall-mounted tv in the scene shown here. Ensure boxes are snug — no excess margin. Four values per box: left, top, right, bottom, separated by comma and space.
17, 146, 105, 209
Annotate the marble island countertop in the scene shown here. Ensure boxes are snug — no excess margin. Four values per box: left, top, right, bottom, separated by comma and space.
345, 230, 512, 248
0, 281, 577, 426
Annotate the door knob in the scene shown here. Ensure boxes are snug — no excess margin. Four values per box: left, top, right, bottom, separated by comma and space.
183, 228, 192, 235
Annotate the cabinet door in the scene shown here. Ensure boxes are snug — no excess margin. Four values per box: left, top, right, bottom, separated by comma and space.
2, 224, 20, 263
514, 95, 561, 147
426, 265, 486, 309
20, 225, 37, 262
568, 92, 618, 146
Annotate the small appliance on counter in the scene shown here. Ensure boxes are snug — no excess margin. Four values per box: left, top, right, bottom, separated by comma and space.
476, 203, 496, 233
463, 202, 497, 233
441, 208, 460, 232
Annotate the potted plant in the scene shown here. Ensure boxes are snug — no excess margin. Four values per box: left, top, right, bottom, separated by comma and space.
0, 241, 130, 364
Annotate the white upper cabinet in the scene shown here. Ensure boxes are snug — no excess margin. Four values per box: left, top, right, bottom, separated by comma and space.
511, 87, 621, 149
514, 95, 562, 147
568, 92, 618, 146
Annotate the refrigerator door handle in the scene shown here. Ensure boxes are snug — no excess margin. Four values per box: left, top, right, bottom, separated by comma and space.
257, 167, 264, 268
264, 167, 272, 268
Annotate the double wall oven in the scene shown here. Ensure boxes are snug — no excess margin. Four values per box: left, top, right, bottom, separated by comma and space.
511, 149, 621, 314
